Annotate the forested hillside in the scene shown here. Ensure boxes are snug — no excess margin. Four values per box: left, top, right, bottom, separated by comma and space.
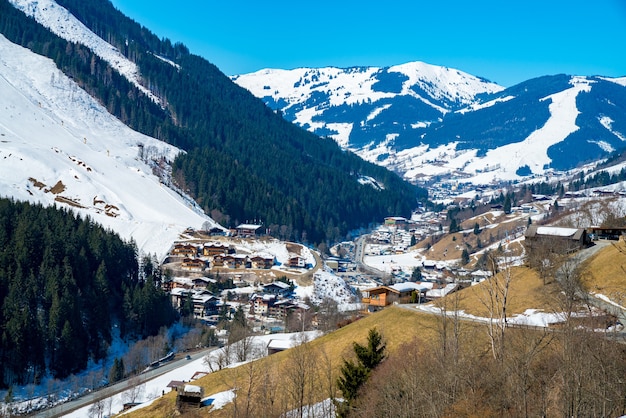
0, 0, 425, 244
0, 198, 176, 388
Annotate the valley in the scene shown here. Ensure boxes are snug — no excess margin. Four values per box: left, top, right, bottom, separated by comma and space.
0, 0, 625, 416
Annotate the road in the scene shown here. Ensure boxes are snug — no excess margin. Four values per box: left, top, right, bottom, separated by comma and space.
557, 240, 626, 327
33, 347, 217, 418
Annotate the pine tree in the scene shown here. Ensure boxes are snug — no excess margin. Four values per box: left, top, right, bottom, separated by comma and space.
336, 328, 386, 416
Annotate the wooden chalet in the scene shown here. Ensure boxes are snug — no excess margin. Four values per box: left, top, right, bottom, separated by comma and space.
263, 281, 291, 295
236, 223, 263, 237
172, 243, 198, 258
202, 243, 230, 257
250, 255, 274, 269
181, 258, 206, 271
287, 255, 305, 268
176, 384, 204, 410
362, 282, 428, 311
250, 294, 277, 315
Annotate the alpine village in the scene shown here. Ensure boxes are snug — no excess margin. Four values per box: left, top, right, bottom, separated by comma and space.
0, 1, 625, 417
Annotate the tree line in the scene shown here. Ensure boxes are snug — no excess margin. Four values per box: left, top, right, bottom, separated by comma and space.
0, 198, 176, 388
0, 0, 426, 245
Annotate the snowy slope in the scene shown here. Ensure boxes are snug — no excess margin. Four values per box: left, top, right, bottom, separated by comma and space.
7, 0, 159, 103
0, 34, 215, 258
232, 62, 503, 149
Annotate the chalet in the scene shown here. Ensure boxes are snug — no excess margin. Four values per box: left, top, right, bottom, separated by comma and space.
202, 243, 230, 257
270, 299, 309, 318
191, 277, 216, 289
250, 294, 277, 315
170, 288, 219, 317
263, 281, 291, 296
287, 255, 305, 268
236, 223, 263, 237
223, 254, 248, 269
171, 243, 198, 258
362, 282, 428, 311
524, 225, 590, 252
181, 258, 206, 271
212, 255, 225, 268
250, 255, 274, 269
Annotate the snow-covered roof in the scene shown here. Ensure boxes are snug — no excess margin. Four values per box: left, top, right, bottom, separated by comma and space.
535, 226, 580, 237
389, 282, 429, 293
183, 384, 202, 394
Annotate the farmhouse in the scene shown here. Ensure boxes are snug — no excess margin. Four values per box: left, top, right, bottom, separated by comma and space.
524, 225, 590, 252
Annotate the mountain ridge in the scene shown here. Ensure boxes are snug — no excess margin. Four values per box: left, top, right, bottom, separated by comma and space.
233, 64, 626, 185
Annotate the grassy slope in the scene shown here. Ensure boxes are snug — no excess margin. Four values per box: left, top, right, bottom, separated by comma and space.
124, 308, 485, 417
580, 239, 626, 308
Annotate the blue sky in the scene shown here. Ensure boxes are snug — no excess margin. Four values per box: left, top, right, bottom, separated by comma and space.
110, 0, 626, 87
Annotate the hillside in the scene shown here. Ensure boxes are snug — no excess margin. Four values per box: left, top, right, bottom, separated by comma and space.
0, 33, 212, 258
0, 0, 425, 245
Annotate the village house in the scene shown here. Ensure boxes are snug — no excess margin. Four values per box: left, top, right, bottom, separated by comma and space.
223, 254, 248, 269
270, 299, 309, 318
263, 281, 292, 296
171, 243, 198, 258
181, 258, 207, 272
250, 294, 277, 315
524, 225, 590, 253
287, 254, 305, 268
362, 282, 429, 312
250, 255, 274, 269
170, 288, 220, 317
202, 243, 230, 257
236, 223, 263, 237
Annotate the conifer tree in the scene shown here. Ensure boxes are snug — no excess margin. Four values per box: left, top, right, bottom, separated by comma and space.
336, 328, 386, 416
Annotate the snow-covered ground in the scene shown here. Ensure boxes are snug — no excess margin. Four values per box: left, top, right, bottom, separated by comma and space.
8, 0, 159, 103
0, 34, 217, 259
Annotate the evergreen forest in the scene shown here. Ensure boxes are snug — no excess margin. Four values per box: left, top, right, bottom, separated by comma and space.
0, 198, 176, 388
0, 0, 426, 244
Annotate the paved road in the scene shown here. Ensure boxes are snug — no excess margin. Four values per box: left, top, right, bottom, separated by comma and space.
33, 347, 217, 418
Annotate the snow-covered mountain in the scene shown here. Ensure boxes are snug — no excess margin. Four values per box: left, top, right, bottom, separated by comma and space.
0, 34, 217, 258
233, 66, 626, 185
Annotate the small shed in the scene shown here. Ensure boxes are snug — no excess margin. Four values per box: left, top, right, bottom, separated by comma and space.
176, 384, 204, 410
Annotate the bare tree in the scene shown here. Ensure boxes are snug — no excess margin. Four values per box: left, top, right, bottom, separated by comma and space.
122, 376, 145, 404
283, 333, 318, 418
204, 344, 232, 372
477, 250, 513, 361
88, 398, 105, 418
